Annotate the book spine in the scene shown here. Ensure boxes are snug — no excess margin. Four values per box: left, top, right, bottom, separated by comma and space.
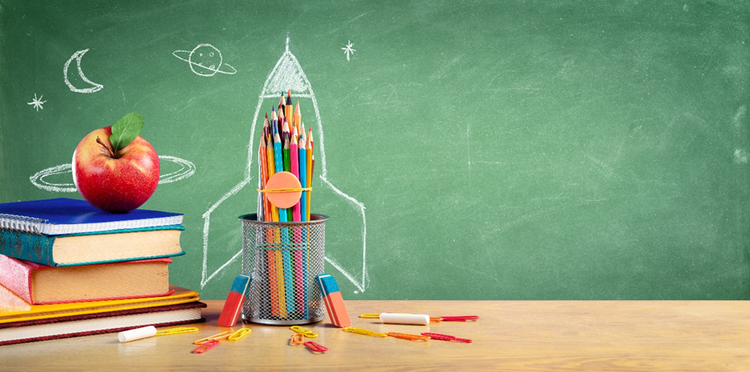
0, 229, 56, 266
0, 255, 34, 303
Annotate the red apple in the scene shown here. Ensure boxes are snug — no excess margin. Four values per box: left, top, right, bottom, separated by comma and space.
72, 126, 160, 213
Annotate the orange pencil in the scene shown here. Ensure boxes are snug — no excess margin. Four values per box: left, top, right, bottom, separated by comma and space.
285, 90, 293, 129
306, 127, 313, 221
294, 101, 301, 134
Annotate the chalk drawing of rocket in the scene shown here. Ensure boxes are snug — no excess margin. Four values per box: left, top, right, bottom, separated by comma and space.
201, 38, 369, 294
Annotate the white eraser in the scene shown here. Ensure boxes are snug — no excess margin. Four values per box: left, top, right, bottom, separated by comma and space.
379, 313, 430, 325
118, 326, 157, 343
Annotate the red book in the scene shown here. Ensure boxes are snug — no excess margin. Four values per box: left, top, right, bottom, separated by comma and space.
0, 255, 173, 304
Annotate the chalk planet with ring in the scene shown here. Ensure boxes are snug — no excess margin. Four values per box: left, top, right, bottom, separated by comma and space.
172, 44, 237, 77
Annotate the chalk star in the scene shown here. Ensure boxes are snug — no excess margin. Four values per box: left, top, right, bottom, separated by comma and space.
28, 93, 47, 111
342, 41, 356, 61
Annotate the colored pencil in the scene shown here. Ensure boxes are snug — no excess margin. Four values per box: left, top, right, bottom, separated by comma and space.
294, 101, 301, 134
286, 90, 293, 130
306, 127, 313, 221
289, 127, 305, 315
274, 131, 295, 315
264, 133, 281, 317
297, 128, 309, 317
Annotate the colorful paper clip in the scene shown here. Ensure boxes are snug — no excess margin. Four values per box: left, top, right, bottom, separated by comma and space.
228, 328, 252, 341
155, 327, 199, 336
193, 330, 233, 345
343, 327, 388, 338
360, 313, 479, 322
290, 326, 318, 338
192, 339, 220, 354
290, 333, 305, 345
359, 313, 381, 319
421, 332, 473, 343
386, 332, 430, 341
430, 315, 480, 322
304, 341, 328, 353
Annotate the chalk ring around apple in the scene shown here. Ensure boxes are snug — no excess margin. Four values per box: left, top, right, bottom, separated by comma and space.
29, 156, 197, 193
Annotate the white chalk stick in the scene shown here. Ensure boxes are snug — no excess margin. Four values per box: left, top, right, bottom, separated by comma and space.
118, 326, 157, 343
379, 313, 430, 325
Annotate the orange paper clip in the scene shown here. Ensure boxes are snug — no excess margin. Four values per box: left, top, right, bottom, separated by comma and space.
290, 333, 305, 345
421, 332, 472, 343
192, 339, 220, 354
304, 341, 328, 353
343, 327, 388, 338
193, 331, 233, 345
387, 332, 430, 341
228, 328, 252, 341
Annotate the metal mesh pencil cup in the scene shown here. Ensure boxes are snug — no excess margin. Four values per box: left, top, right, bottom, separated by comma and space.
239, 213, 328, 325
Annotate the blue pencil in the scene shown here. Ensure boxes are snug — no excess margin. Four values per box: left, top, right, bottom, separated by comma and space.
273, 132, 295, 315
298, 130, 309, 317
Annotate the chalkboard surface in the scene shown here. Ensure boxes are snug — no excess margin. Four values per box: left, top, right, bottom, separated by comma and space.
1, 1, 748, 300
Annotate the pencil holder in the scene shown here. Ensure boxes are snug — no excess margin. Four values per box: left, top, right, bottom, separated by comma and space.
238, 213, 328, 325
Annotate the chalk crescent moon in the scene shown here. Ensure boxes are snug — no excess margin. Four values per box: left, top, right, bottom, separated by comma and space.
64, 49, 104, 94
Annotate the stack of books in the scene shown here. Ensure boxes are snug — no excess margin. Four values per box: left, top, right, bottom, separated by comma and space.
0, 198, 205, 346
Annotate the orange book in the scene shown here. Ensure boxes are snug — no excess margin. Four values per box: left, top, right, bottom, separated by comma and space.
0, 284, 200, 325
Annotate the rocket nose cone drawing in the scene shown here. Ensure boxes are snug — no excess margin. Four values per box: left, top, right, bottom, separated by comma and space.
202, 38, 369, 294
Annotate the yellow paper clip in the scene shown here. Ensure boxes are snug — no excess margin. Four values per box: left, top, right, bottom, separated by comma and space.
359, 313, 381, 319
193, 331, 234, 345
290, 326, 318, 338
154, 327, 199, 337
343, 327, 388, 338
290, 333, 305, 346
228, 328, 252, 341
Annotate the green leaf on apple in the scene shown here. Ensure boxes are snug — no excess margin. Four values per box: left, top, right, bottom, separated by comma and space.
110, 113, 144, 154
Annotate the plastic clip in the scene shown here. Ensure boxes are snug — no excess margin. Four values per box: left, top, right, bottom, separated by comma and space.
421, 332, 472, 343
290, 326, 318, 338
155, 327, 199, 336
192, 339, 220, 354
290, 333, 305, 345
228, 328, 252, 341
343, 327, 388, 338
193, 331, 233, 345
386, 332, 430, 341
304, 341, 328, 353
438, 315, 479, 322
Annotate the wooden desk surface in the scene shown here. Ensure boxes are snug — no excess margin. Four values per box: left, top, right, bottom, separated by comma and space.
1, 300, 749, 371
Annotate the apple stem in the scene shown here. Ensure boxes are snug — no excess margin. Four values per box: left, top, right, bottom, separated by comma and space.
96, 136, 117, 158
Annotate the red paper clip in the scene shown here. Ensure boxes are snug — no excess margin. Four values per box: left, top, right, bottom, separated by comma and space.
434, 315, 479, 322
421, 332, 473, 343
192, 339, 220, 354
386, 332, 430, 341
304, 341, 328, 353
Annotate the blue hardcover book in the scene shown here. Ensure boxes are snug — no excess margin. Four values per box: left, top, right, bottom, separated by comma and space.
0, 226, 185, 266
0, 198, 185, 266
0, 198, 183, 235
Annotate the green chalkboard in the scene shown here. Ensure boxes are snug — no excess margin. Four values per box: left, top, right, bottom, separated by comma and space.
1, 0, 749, 300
